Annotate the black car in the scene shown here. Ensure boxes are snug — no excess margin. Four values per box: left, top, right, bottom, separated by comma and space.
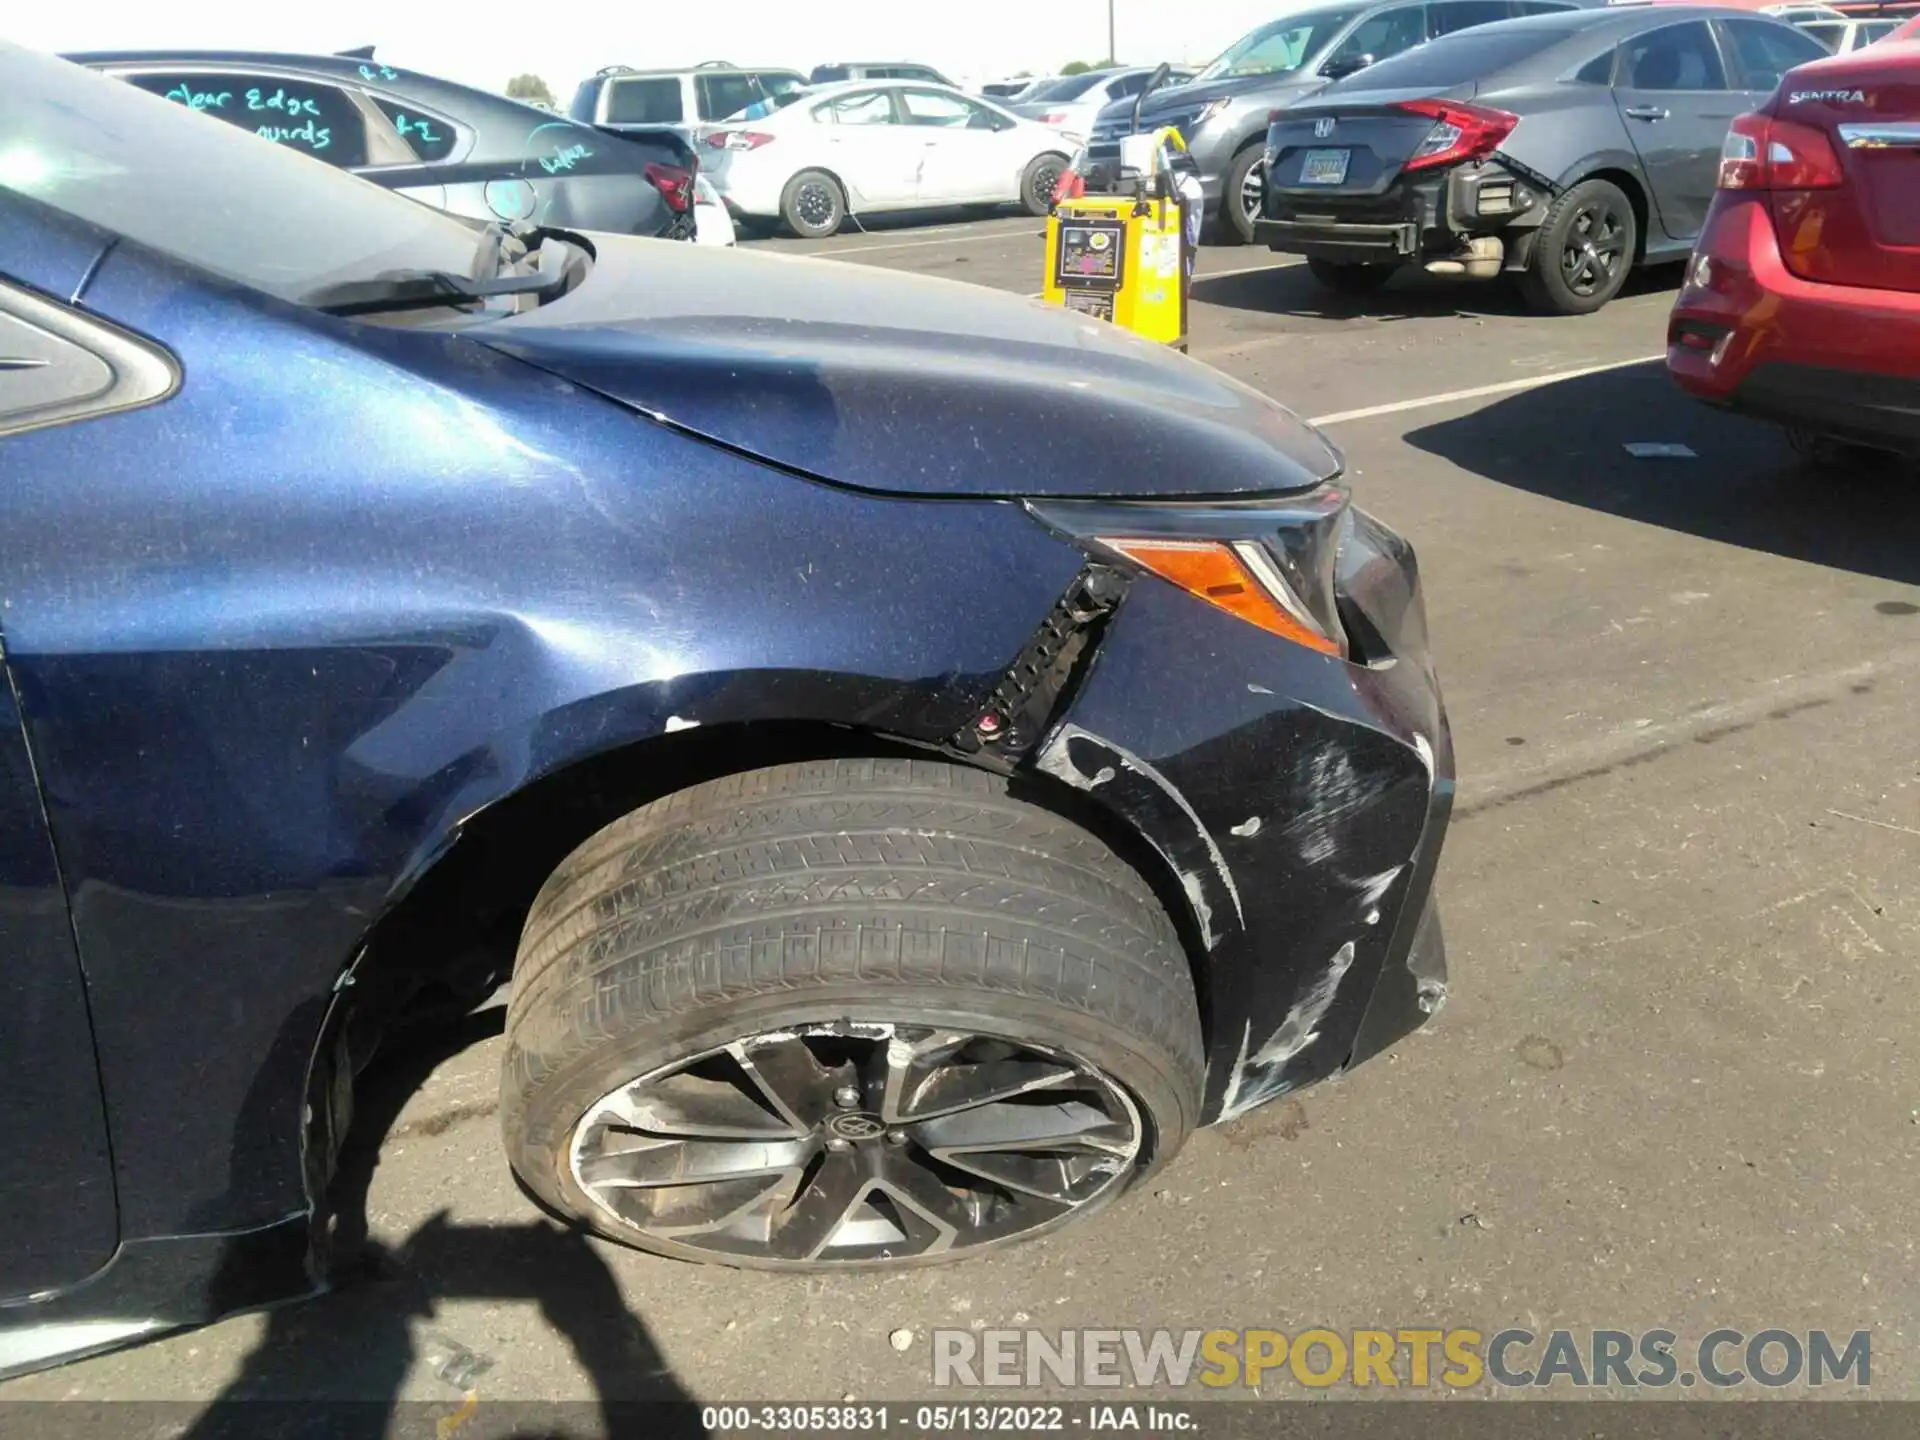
1256, 6, 1827, 311
0, 42, 1450, 1371
71, 48, 702, 240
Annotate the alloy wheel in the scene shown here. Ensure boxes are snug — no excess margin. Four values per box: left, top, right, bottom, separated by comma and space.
1240, 158, 1267, 228
795, 181, 839, 232
1559, 199, 1626, 298
568, 1021, 1144, 1263
1031, 161, 1064, 208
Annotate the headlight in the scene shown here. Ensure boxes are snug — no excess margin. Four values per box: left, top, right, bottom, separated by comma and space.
1192, 98, 1233, 128
1026, 489, 1350, 658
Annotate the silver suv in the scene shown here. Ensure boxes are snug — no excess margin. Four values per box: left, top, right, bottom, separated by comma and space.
570, 63, 807, 139
1088, 0, 1586, 242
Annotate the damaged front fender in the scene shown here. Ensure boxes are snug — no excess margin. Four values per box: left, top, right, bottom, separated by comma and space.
1021, 537, 1453, 1125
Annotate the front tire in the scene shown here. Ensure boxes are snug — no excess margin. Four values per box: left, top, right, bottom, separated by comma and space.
1307, 257, 1398, 294
780, 170, 847, 239
1216, 146, 1267, 245
501, 759, 1204, 1271
1022, 152, 1071, 216
1518, 177, 1636, 315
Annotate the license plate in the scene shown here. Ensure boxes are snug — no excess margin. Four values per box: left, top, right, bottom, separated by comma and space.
1300, 148, 1351, 185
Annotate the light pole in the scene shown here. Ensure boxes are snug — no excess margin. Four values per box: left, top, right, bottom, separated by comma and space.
1108, 0, 1117, 62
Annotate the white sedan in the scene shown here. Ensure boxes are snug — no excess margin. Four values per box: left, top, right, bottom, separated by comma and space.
699, 80, 1077, 238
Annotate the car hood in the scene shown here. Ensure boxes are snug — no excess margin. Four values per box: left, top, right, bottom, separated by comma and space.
477, 236, 1340, 499
1102, 72, 1324, 126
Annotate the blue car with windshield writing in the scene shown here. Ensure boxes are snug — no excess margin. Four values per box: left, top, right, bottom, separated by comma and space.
0, 43, 1451, 1375
70, 46, 702, 240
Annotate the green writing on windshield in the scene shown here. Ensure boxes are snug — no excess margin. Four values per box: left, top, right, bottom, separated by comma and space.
256, 121, 332, 151
246, 87, 324, 118
359, 63, 401, 82
391, 112, 443, 144
164, 84, 231, 111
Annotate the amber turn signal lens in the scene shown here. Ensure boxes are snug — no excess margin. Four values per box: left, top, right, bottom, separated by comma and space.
1100, 537, 1341, 655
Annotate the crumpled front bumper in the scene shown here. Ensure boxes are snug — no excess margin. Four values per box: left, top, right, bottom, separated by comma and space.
1033, 504, 1452, 1124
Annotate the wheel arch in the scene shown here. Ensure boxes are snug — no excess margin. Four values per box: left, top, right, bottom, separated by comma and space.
784, 163, 858, 217
298, 716, 1217, 1256
1556, 157, 1655, 263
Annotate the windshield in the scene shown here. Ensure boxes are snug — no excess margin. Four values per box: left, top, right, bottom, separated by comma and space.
1023, 72, 1109, 102
0, 44, 485, 306
1334, 26, 1566, 87
1197, 9, 1367, 80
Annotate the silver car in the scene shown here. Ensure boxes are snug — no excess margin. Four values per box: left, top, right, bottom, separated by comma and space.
1007, 66, 1196, 140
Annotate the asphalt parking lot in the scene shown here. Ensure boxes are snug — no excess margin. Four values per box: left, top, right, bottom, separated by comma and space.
15, 211, 1920, 1419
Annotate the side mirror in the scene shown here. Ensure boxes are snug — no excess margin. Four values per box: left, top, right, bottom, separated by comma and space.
1321, 53, 1376, 80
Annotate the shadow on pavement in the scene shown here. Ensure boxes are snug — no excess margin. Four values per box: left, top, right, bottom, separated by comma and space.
1192, 258, 1686, 321
1405, 359, 1920, 586
179, 1008, 703, 1440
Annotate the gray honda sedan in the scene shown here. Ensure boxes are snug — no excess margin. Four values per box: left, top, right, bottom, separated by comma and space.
1256, 6, 1827, 312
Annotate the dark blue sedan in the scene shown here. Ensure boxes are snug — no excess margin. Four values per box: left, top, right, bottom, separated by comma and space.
0, 44, 1451, 1372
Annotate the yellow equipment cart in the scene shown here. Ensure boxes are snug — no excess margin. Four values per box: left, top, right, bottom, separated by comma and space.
1043, 126, 1201, 350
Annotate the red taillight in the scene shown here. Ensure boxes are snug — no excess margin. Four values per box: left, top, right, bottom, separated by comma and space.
1041, 110, 1070, 125
1717, 111, 1843, 191
644, 162, 695, 214
704, 129, 777, 151
1394, 98, 1519, 173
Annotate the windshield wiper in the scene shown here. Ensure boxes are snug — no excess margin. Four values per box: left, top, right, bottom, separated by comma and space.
309, 223, 592, 318
310, 266, 568, 317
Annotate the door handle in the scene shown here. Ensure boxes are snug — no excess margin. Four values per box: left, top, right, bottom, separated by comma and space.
1623, 105, 1670, 121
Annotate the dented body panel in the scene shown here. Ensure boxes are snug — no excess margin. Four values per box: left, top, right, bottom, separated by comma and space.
1032, 506, 1452, 1123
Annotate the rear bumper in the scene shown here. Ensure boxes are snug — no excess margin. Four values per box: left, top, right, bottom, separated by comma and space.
1256, 217, 1419, 259
1668, 193, 1920, 450
1038, 505, 1452, 1126
1258, 159, 1547, 265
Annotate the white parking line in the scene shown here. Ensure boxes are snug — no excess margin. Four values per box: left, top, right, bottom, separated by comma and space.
801, 224, 1045, 257
1309, 353, 1667, 427
1194, 257, 1304, 282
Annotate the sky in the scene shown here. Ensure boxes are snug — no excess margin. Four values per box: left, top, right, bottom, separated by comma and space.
6, 1, 1289, 99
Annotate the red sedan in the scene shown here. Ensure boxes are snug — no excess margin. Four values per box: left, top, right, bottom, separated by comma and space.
1666, 42, 1920, 462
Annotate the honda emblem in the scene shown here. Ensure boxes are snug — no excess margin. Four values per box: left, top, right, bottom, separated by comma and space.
1314, 117, 1336, 138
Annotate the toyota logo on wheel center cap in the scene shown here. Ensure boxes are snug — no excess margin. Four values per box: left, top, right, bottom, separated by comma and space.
829, 1112, 887, 1140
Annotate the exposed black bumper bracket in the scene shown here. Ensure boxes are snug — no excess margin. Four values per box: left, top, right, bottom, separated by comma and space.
949, 564, 1131, 764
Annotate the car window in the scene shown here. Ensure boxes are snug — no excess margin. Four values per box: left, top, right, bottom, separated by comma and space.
1574, 49, 1617, 84
1510, 1, 1571, 13
1724, 18, 1829, 84
1108, 72, 1152, 100
1795, 20, 1846, 51
1327, 6, 1432, 68
815, 89, 896, 125
1335, 23, 1576, 88
1861, 19, 1898, 41
1620, 21, 1729, 90
1198, 8, 1367, 79
755, 72, 806, 99
604, 75, 684, 125
371, 98, 458, 162
899, 89, 995, 128
7, 46, 479, 306
697, 72, 765, 121
1024, 73, 1109, 102
1429, 1, 1514, 39
125, 71, 371, 167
